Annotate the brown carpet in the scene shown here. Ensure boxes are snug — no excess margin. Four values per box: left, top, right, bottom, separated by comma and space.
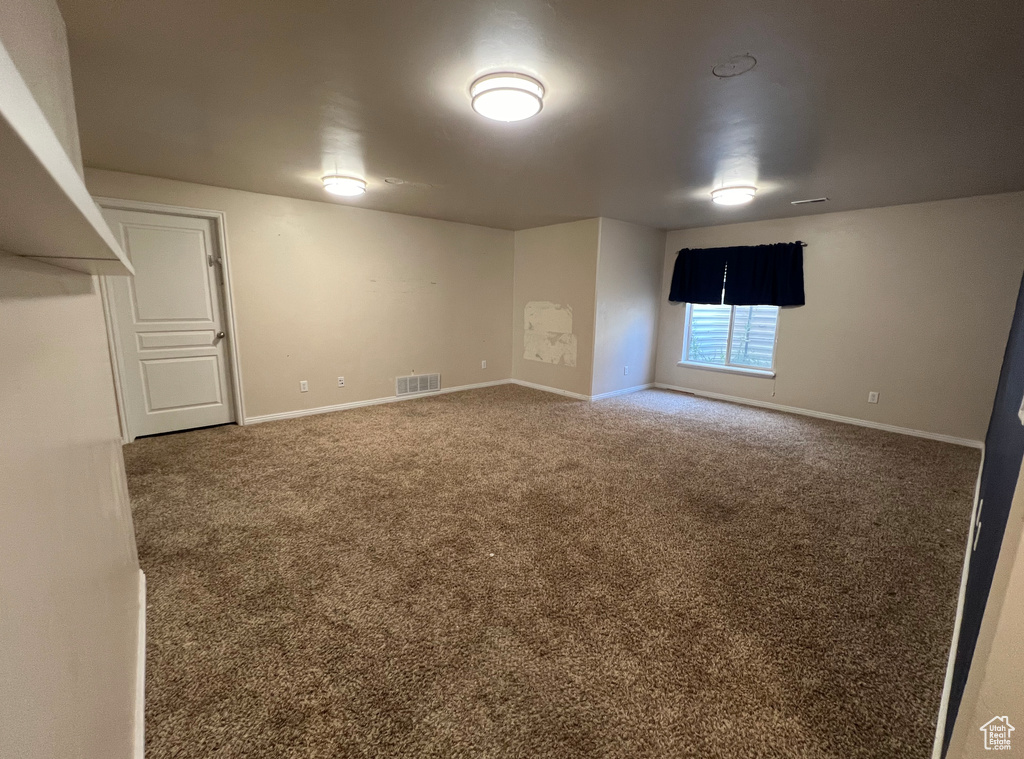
125, 385, 978, 758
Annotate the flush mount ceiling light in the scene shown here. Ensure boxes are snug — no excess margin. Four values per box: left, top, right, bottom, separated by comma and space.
470, 72, 544, 122
711, 186, 757, 205
712, 54, 757, 78
322, 175, 367, 197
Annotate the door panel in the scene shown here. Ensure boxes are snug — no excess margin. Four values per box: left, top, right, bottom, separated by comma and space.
142, 356, 224, 411
137, 331, 217, 350
125, 225, 213, 322
102, 208, 235, 439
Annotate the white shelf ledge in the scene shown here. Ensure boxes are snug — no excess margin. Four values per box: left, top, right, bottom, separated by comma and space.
0, 41, 132, 276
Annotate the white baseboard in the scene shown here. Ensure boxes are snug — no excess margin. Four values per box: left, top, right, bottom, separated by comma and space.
245, 379, 659, 424
654, 383, 984, 449
245, 380, 980, 449
512, 380, 653, 401
509, 379, 591, 401
590, 383, 654, 401
133, 569, 146, 759
244, 379, 513, 424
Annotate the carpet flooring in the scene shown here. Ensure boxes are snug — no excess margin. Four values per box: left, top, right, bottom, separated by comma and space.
124, 385, 979, 758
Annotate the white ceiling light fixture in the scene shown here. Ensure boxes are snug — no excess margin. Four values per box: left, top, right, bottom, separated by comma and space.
712, 54, 757, 78
711, 186, 757, 205
470, 72, 545, 122
322, 175, 367, 197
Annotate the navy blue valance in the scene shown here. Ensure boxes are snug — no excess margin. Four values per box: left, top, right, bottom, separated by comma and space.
668, 242, 805, 307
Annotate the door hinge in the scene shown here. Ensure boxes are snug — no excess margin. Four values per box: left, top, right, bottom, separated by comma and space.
208, 255, 222, 267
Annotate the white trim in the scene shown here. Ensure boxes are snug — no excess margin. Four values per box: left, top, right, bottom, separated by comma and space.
931, 453, 986, 758
93, 198, 248, 434
654, 383, 984, 448
97, 275, 131, 444
210, 210, 247, 426
133, 569, 146, 759
676, 360, 775, 378
509, 379, 592, 401
245, 380, 513, 424
590, 383, 654, 401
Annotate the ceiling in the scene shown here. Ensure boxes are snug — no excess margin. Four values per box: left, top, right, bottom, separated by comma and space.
59, 0, 1024, 230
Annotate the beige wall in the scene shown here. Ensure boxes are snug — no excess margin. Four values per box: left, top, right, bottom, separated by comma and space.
656, 192, 1024, 442
0, 3, 140, 759
512, 219, 600, 397
593, 218, 665, 397
85, 170, 515, 419
948, 459, 1024, 757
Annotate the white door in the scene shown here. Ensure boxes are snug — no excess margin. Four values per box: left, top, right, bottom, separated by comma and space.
102, 208, 235, 439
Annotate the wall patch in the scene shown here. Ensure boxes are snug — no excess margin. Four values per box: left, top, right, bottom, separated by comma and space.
523, 301, 577, 366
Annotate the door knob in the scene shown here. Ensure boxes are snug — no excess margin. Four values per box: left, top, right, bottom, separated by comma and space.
214, 331, 226, 342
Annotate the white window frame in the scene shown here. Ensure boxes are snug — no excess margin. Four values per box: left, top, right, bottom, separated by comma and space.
678, 303, 779, 378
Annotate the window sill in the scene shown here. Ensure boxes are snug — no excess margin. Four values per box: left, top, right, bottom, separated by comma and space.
676, 361, 776, 379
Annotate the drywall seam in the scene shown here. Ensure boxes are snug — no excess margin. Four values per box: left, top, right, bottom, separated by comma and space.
655, 383, 984, 448
133, 569, 146, 759
244, 380, 514, 424
931, 453, 986, 758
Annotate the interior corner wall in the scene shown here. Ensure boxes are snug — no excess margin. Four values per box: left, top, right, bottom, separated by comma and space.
655, 192, 1024, 442
512, 219, 600, 397
592, 218, 666, 397
83, 169, 515, 420
1, 5, 139, 758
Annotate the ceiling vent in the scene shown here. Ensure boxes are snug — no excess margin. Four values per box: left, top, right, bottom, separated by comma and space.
396, 373, 440, 397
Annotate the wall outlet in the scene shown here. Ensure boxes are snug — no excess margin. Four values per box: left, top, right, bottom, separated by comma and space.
299, 380, 308, 392
481, 360, 487, 369
868, 391, 879, 404
624, 365, 629, 375
338, 376, 345, 387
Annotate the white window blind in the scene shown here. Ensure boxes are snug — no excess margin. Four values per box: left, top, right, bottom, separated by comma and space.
686, 304, 732, 365
685, 304, 779, 370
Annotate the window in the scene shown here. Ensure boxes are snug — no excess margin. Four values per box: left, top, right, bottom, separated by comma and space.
683, 303, 779, 372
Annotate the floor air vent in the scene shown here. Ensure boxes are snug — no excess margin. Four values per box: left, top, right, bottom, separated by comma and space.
396, 373, 441, 397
